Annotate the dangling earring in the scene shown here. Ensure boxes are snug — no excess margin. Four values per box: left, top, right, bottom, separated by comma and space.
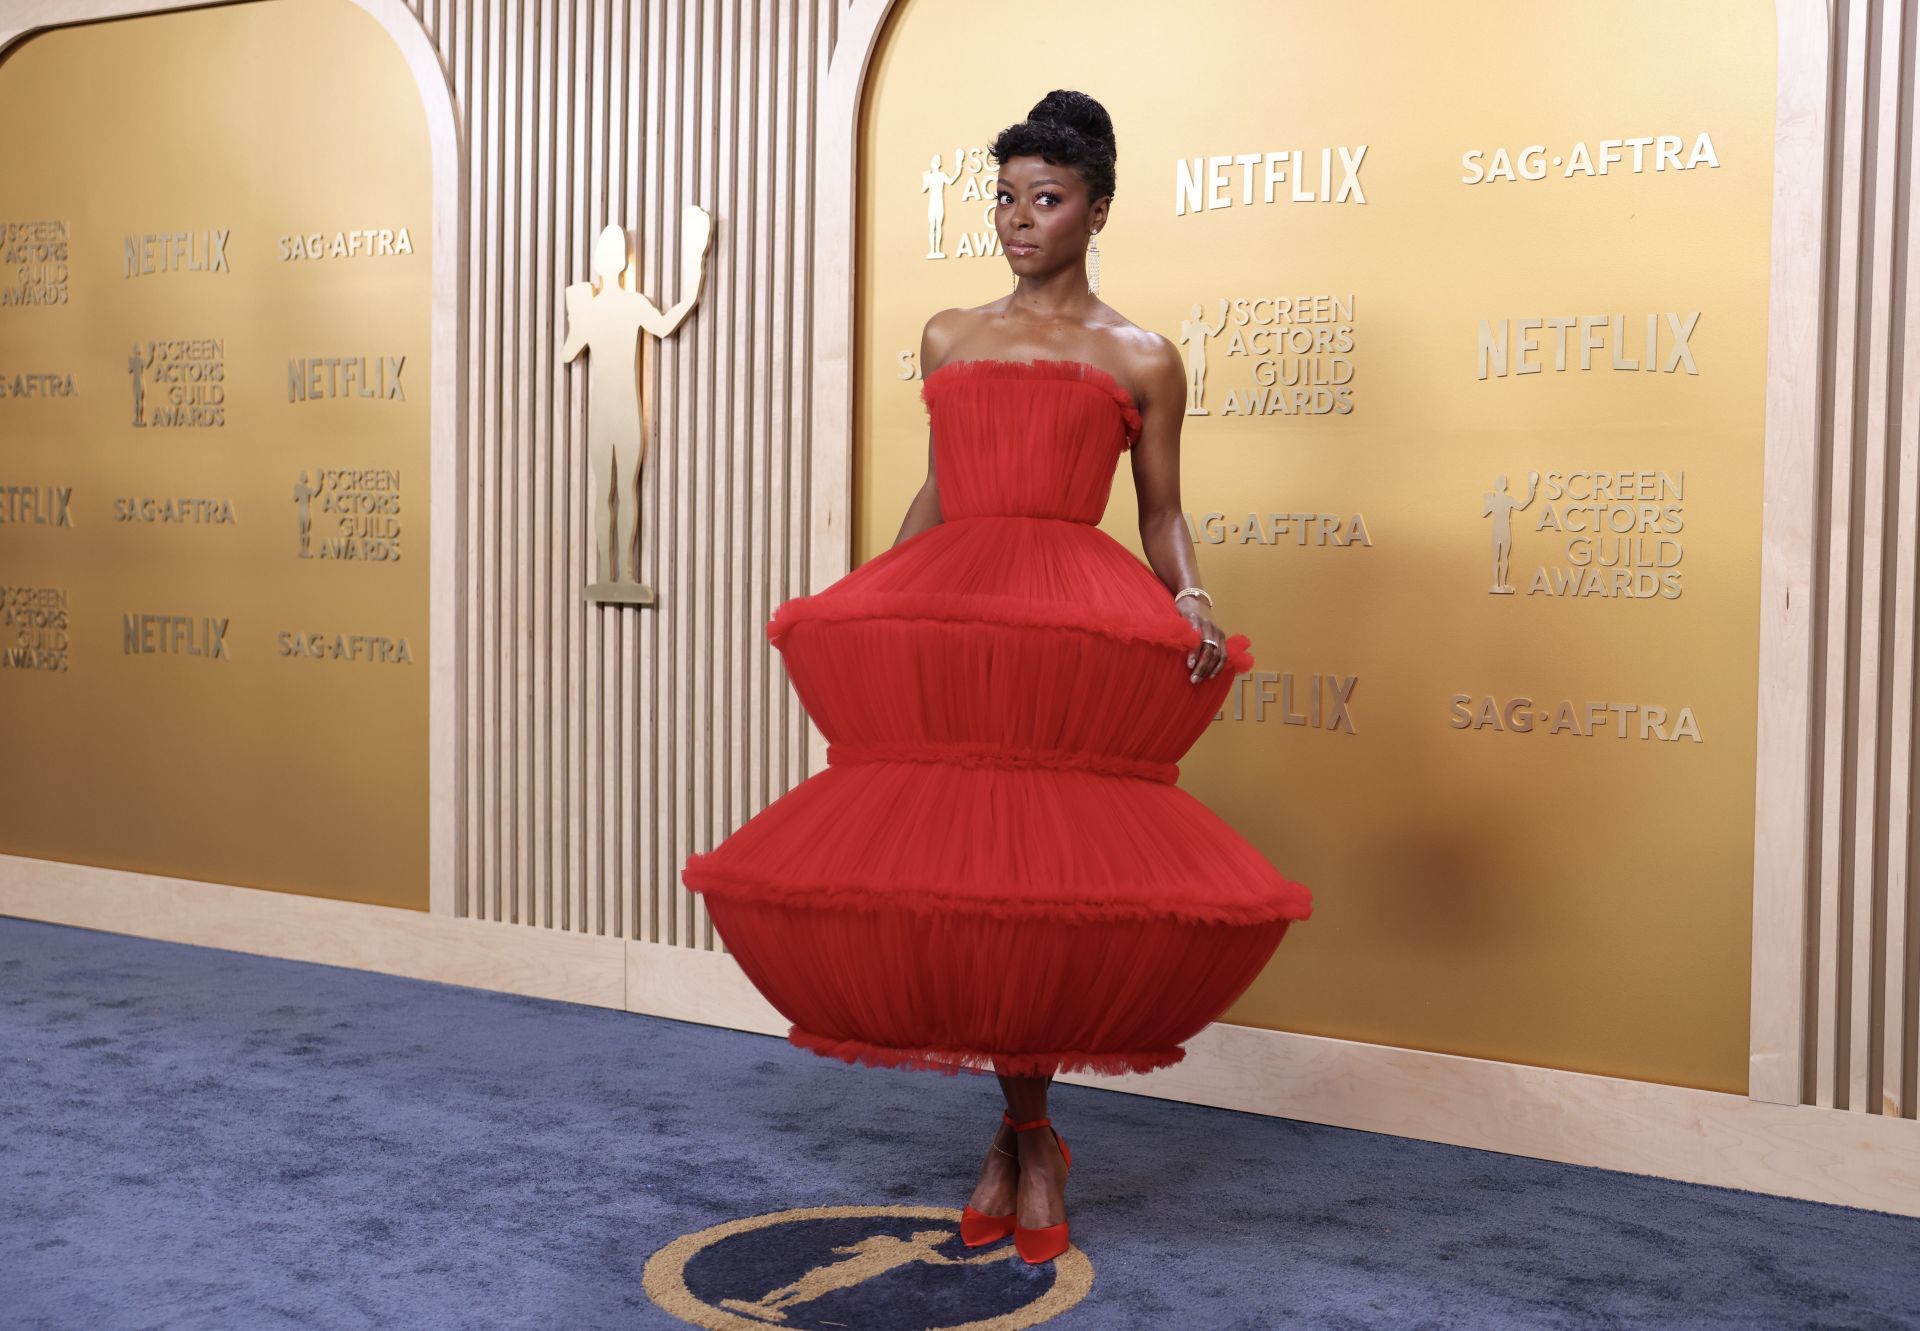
1086, 229, 1101, 295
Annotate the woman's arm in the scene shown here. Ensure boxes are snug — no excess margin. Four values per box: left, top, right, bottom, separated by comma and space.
892, 435, 944, 547
1131, 337, 1232, 685
893, 312, 959, 547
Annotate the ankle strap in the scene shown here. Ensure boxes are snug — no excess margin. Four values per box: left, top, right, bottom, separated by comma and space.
1002, 1111, 1052, 1132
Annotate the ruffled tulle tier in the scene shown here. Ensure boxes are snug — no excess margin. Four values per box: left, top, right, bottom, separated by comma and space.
768, 514, 1259, 752
774, 615, 1251, 785
682, 760, 1311, 925
772, 512, 1254, 684
704, 893, 1292, 1077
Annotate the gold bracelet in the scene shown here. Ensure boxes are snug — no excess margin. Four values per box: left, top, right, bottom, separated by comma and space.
1173, 586, 1212, 608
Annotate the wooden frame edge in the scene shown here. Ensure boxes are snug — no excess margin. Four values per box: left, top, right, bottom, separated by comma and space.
1749, 0, 1830, 1106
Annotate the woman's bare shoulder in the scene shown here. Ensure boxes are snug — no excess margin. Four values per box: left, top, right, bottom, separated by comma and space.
920, 304, 1004, 374
1100, 319, 1183, 404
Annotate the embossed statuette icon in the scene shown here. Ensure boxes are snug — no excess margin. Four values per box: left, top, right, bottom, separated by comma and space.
1482, 471, 1540, 595
293, 470, 319, 557
128, 342, 153, 427
561, 209, 713, 605
1179, 298, 1229, 415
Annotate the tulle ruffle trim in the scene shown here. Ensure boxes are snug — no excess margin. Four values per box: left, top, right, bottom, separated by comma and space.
682, 853, 1312, 926
767, 589, 1255, 675
922, 357, 1144, 449
786, 1026, 1186, 1078
826, 738, 1181, 784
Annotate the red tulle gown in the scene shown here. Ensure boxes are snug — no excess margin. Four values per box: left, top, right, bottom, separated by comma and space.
680, 357, 1312, 1077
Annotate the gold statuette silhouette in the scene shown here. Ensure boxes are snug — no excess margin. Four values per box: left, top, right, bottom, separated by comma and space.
562, 208, 713, 604
717, 1230, 1011, 1321
1482, 470, 1539, 595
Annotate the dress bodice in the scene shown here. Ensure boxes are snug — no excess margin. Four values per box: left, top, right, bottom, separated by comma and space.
920, 358, 1143, 524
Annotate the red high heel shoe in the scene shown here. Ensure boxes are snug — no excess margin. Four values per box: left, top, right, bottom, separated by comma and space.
959, 1110, 1021, 1247
1008, 1113, 1072, 1264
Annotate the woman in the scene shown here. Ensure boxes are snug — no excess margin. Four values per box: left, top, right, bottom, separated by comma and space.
682, 89, 1311, 1265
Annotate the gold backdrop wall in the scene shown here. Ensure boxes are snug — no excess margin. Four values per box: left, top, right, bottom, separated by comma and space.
0, 0, 432, 909
858, 0, 1775, 1093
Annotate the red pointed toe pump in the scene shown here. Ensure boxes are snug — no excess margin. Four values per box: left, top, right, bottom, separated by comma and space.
1008, 1113, 1072, 1264
959, 1110, 1022, 1247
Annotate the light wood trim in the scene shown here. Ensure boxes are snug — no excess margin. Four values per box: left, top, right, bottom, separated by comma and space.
626, 930, 788, 1035
1853, 0, 1906, 1118
1815, 0, 1866, 1115
1885, 0, 1920, 1120
1843, 3, 1886, 1116
1750, 0, 1831, 1109
1070, 1023, 1920, 1220
0, 856, 623, 1009
5, 863, 1915, 1219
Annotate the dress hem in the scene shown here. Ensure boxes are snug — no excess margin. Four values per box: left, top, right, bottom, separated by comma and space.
786, 1025, 1187, 1078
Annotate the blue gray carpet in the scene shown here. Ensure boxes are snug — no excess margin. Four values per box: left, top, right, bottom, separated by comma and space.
2, 914, 1915, 1330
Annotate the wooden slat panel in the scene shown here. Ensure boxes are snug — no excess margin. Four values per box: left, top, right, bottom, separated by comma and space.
403, 0, 827, 955
1857, 0, 1909, 1118
1846, 0, 1895, 1115
1813, 0, 1868, 1111
1888, 0, 1920, 1120
1778, 0, 1920, 1116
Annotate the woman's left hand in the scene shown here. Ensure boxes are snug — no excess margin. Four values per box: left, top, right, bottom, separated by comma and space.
1179, 603, 1227, 684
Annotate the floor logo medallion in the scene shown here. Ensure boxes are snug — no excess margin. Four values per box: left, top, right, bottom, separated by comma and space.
643, 1204, 1093, 1329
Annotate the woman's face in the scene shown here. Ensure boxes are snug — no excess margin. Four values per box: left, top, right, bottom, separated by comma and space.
993, 155, 1106, 275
